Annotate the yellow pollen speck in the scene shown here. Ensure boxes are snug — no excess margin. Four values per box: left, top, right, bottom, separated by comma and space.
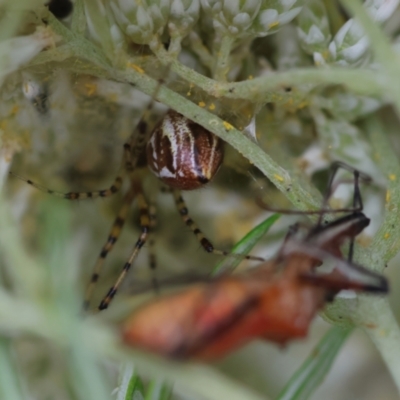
199, 101, 206, 108
208, 103, 216, 110
10, 105, 19, 115
269, 21, 280, 29
274, 174, 284, 182
384, 233, 390, 239
248, 75, 253, 80
389, 174, 396, 181
223, 121, 233, 130
85, 83, 97, 96
127, 63, 144, 74
386, 190, 391, 203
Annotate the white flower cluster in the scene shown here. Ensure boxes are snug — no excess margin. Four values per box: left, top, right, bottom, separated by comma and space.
105, 0, 201, 47
297, 0, 400, 66
105, 0, 304, 47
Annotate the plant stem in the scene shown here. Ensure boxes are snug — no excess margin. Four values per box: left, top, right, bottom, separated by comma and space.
216, 68, 384, 100
0, 338, 24, 400
364, 115, 400, 266
189, 31, 213, 69
357, 297, 400, 394
214, 35, 234, 81
321, 113, 400, 394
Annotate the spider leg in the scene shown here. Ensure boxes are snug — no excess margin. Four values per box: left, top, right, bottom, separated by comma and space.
172, 190, 264, 262
90, 77, 166, 309
9, 73, 169, 200
124, 75, 166, 172
10, 171, 124, 200
148, 200, 159, 292
98, 187, 150, 310
83, 187, 136, 310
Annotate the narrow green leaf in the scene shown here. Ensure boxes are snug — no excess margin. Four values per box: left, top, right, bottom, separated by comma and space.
117, 363, 145, 400
212, 213, 280, 276
277, 326, 352, 400
145, 380, 173, 400
126, 375, 145, 400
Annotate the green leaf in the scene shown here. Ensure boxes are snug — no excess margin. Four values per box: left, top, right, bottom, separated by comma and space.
145, 380, 173, 400
117, 363, 145, 400
212, 213, 280, 276
277, 326, 352, 400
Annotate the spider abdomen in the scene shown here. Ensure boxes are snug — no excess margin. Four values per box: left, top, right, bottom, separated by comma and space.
147, 110, 224, 190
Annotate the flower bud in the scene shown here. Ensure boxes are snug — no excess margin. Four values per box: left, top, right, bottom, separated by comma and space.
84, 0, 124, 58
251, 0, 304, 38
169, 0, 200, 39
328, 19, 369, 67
297, 0, 331, 55
365, 0, 400, 23
110, 0, 170, 45
201, 0, 262, 38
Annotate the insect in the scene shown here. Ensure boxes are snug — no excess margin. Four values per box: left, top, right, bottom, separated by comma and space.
11, 71, 264, 311
121, 162, 388, 360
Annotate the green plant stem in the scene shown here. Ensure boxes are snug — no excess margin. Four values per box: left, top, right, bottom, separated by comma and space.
71, 0, 87, 35
217, 68, 384, 100
364, 116, 400, 266
144, 41, 384, 105
188, 31, 213, 69
33, 19, 387, 106
323, 0, 346, 34
0, 338, 24, 400
357, 298, 400, 394
321, 114, 400, 395
214, 35, 235, 81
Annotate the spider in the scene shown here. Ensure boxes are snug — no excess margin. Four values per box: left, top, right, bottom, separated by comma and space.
12, 73, 265, 311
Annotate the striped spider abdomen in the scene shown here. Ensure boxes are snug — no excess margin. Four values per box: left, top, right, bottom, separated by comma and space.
147, 110, 224, 190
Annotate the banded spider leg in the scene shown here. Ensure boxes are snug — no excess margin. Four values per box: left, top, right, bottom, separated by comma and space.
11, 71, 266, 312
